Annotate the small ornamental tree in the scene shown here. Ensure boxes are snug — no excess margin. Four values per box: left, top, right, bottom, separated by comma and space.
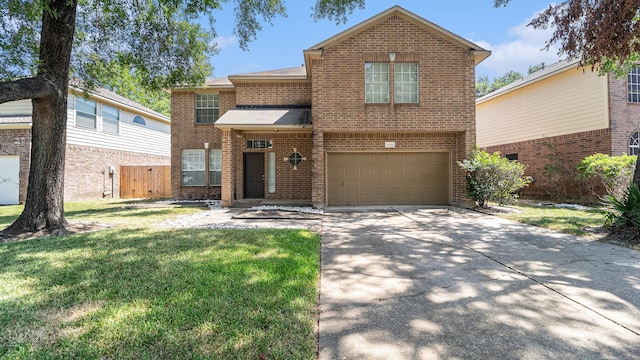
458, 149, 531, 208
577, 153, 636, 199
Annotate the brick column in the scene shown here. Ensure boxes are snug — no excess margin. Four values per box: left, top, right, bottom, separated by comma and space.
311, 130, 325, 208
221, 128, 235, 206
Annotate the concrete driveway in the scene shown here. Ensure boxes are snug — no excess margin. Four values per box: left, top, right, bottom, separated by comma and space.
319, 207, 640, 359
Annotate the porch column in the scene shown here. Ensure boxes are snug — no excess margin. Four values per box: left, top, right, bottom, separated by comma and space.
221, 128, 235, 206
311, 130, 325, 208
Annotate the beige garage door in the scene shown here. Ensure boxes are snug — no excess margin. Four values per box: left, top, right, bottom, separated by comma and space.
327, 152, 450, 206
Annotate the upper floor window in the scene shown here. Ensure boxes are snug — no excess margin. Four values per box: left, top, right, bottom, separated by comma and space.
102, 104, 120, 134
365, 63, 390, 103
133, 115, 146, 126
394, 63, 418, 103
628, 67, 640, 103
196, 94, 219, 123
76, 97, 97, 129
630, 131, 639, 155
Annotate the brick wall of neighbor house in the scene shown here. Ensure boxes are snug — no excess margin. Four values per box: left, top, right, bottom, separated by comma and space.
170, 90, 236, 199
233, 132, 312, 201
0, 129, 31, 203
64, 144, 170, 200
609, 74, 640, 156
311, 15, 476, 205
485, 129, 611, 197
234, 82, 311, 106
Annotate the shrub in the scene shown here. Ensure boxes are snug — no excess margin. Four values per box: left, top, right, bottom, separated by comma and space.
540, 141, 588, 201
604, 183, 640, 237
577, 153, 636, 198
458, 149, 531, 208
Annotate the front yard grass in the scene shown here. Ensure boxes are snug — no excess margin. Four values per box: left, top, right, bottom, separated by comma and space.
0, 201, 320, 359
495, 203, 605, 237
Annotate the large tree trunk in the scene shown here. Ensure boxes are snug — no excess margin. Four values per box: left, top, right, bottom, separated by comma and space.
2, 0, 78, 236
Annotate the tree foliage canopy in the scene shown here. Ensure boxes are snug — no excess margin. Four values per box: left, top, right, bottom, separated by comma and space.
0, 0, 365, 91
0, 0, 367, 236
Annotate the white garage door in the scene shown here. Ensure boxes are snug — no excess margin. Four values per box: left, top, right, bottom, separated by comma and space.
327, 152, 450, 206
0, 155, 20, 205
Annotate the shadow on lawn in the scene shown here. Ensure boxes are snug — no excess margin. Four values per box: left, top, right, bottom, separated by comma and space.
0, 227, 319, 359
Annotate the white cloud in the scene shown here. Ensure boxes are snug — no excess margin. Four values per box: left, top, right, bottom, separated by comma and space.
213, 35, 238, 50
474, 11, 562, 78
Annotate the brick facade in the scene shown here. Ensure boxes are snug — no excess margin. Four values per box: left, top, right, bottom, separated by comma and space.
172, 7, 484, 207
234, 82, 311, 106
608, 75, 640, 156
485, 129, 611, 197
0, 128, 31, 203
310, 14, 476, 206
64, 144, 169, 200
0, 128, 170, 202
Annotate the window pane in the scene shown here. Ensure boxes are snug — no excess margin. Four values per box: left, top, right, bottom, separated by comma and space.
630, 132, 639, 155
76, 97, 97, 129
628, 67, 640, 103
209, 149, 222, 186
365, 62, 389, 103
182, 149, 205, 171
76, 97, 96, 114
268, 152, 276, 193
102, 104, 119, 134
196, 94, 220, 123
183, 171, 205, 186
76, 112, 96, 129
395, 63, 418, 103
182, 150, 205, 186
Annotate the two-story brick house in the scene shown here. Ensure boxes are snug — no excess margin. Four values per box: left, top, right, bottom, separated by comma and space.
171, 6, 490, 207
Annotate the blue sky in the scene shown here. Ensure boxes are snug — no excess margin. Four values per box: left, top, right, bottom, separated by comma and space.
207, 1, 560, 80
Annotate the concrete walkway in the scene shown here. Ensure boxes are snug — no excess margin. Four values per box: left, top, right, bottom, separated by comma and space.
319, 207, 640, 359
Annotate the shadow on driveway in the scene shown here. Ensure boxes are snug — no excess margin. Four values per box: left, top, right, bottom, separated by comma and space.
319, 207, 640, 359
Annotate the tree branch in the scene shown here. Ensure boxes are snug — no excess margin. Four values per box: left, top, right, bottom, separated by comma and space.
0, 76, 58, 104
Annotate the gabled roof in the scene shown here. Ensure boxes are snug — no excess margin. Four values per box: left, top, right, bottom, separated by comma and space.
476, 59, 582, 104
229, 66, 307, 81
304, 6, 490, 66
68, 80, 169, 122
204, 77, 235, 88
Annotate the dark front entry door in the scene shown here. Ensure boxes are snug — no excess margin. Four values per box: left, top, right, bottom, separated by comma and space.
244, 153, 265, 198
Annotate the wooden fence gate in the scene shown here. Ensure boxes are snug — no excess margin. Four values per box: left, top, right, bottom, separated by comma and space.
120, 166, 171, 199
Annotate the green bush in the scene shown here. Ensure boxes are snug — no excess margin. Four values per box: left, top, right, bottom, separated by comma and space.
604, 183, 640, 235
458, 149, 531, 208
577, 153, 636, 198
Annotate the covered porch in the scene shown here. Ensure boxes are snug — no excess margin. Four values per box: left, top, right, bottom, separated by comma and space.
215, 107, 313, 207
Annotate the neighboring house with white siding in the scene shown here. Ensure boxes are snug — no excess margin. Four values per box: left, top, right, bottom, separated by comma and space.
0, 86, 170, 205
476, 59, 640, 197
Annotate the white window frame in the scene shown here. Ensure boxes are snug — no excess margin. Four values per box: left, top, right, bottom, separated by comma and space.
102, 104, 120, 134
76, 97, 97, 129
628, 67, 640, 103
630, 131, 639, 155
394, 62, 419, 103
196, 94, 219, 123
182, 149, 205, 186
365, 63, 390, 103
209, 149, 222, 186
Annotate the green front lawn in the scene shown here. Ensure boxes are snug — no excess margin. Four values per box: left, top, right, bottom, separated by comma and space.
495, 203, 605, 237
0, 201, 320, 359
